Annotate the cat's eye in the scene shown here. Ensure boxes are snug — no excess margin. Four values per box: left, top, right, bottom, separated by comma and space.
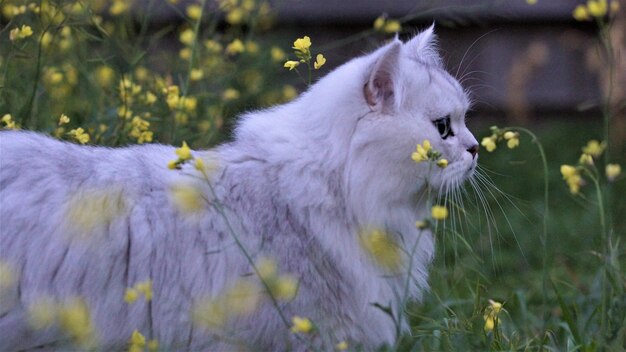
433, 115, 454, 139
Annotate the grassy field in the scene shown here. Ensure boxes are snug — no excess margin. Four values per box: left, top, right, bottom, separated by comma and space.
1, 0, 624, 350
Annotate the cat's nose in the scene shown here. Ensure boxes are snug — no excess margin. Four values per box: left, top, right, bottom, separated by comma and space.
467, 145, 479, 159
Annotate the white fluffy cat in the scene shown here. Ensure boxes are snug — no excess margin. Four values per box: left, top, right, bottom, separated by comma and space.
0, 27, 478, 350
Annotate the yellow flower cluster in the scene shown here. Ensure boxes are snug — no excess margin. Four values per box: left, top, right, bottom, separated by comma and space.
373, 15, 402, 33
573, 0, 620, 21
411, 140, 448, 168
291, 316, 313, 334
359, 228, 403, 271
192, 279, 260, 328
283, 36, 326, 71
129, 116, 153, 144
218, 0, 266, 26
581, 139, 606, 158
128, 330, 159, 352
1, 114, 18, 129
124, 280, 153, 303
255, 257, 298, 301
483, 299, 504, 332
28, 297, 96, 348
481, 126, 520, 152
560, 164, 583, 194
560, 139, 621, 192
66, 187, 127, 234
67, 127, 90, 144
9, 25, 33, 41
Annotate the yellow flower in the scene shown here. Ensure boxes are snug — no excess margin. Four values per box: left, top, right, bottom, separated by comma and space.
587, 0, 608, 17
560, 165, 577, 179
579, 153, 593, 166
186, 4, 202, 20
222, 88, 240, 101
272, 275, 298, 301
292, 36, 311, 53
436, 159, 448, 168
573, 4, 591, 20
147, 339, 159, 351
145, 91, 157, 105
225, 39, 245, 55
170, 183, 204, 213
194, 157, 205, 172
179, 47, 192, 60
109, 0, 129, 15
373, 16, 385, 30
359, 228, 402, 271
412, 140, 432, 163
483, 299, 504, 332
0, 261, 14, 290
179, 29, 195, 46
283, 60, 300, 71
130, 330, 146, 347
226, 8, 245, 24
27, 297, 57, 330
256, 257, 278, 281
606, 163, 621, 181
291, 316, 313, 334
190, 68, 204, 81
336, 341, 348, 350
9, 25, 33, 41
431, 205, 448, 220
271, 47, 286, 62
58, 114, 70, 125
58, 298, 96, 348
314, 54, 326, 69
95, 65, 115, 88
124, 288, 139, 303
136, 280, 153, 301
2, 114, 17, 129
383, 20, 401, 33
175, 141, 192, 160
481, 136, 497, 152
204, 40, 223, 53
504, 131, 519, 149
168, 160, 178, 170
67, 128, 90, 144
582, 140, 606, 158
526, 0, 537, 4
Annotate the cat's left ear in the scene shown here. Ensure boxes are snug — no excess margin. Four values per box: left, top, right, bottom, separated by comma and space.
364, 40, 402, 112
403, 24, 441, 67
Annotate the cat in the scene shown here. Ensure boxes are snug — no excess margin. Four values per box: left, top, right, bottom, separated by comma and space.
0, 26, 478, 351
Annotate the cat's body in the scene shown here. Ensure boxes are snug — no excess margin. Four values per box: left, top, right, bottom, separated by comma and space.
0, 28, 478, 350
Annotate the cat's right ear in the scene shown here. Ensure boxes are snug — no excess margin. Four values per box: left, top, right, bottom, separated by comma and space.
364, 40, 402, 112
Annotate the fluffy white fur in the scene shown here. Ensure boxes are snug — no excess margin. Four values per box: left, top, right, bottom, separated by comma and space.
0, 27, 478, 350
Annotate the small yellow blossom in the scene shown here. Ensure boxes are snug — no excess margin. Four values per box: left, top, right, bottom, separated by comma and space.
481, 136, 497, 152
383, 20, 401, 33
272, 276, 298, 301
145, 91, 157, 105
271, 47, 286, 62
27, 297, 57, 330
9, 25, 33, 41
204, 39, 223, 53
58, 114, 70, 125
0, 261, 14, 290
291, 316, 313, 334
373, 16, 386, 30
336, 341, 348, 351
136, 280, 153, 301
359, 228, 402, 270
95, 65, 115, 88
1, 114, 17, 129
124, 288, 139, 303
579, 153, 593, 166
257, 257, 278, 281
109, 0, 129, 15
436, 159, 448, 168
179, 29, 195, 46
225, 39, 245, 55
175, 141, 193, 161
226, 8, 245, 24
561, 164, 583, 194
283, 60, 300, 71
168, 160, 178, 170
526, 0, 537, 4
283, 85, 298, 101
179, 48, 192, 60
186, 4, 202, 20
573, 4, 591, 20
484, 299, 504, 332
67, 128, 90, 144
147, 339, 159, 351
222, 88, 240, 101
587, 0, 608, 17
58, 298, 96, 348
195, 157, 205, 172
412, 140, 432, 163
606, 163, 621, 181
314, 54, 326, 69
292, 36, 312, 53
170, 183, 204, 213
190, 69, 204, 81
582, 140, 606, 158
130, 330, 146, 347
504, 131, 520, 149
431, 205, 448, 220
560, 165, 577, 179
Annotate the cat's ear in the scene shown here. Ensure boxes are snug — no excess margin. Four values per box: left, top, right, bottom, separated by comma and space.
404, 24, 442, 67
364, 40, 402, 112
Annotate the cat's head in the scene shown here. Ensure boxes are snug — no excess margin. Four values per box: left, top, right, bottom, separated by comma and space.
331, 26, 478, 203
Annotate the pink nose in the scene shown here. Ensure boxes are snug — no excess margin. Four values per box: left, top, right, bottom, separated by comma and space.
467, 145, 478, 159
